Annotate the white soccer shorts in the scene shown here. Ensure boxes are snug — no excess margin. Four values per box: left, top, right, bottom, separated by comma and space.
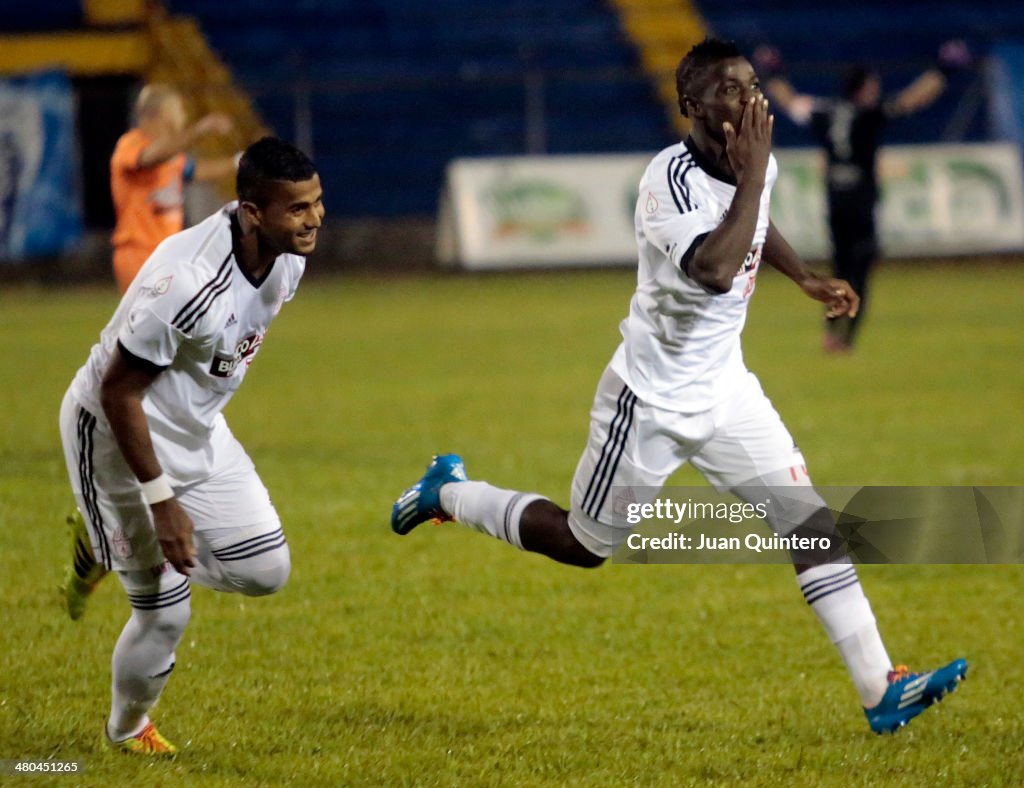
567, 366, 823, 557
59, 389, 282, 572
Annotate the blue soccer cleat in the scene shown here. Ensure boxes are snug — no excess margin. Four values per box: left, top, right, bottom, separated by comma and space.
864, 659, 968, 734
391, 454, 468, 535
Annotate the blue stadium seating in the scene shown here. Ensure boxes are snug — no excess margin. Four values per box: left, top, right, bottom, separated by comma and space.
0, 0, 80, 32
169, 0, 671, 215
169, 0, 1021, 215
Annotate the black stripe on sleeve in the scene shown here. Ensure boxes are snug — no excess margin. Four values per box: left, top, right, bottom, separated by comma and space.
675, 162, 697, 211
117, 341, 168, 376
176, 274, 233, 334
667, 154, 698, 215
171, 252, 233, 330
678, 232, 710, 276
666, 157, 686, 213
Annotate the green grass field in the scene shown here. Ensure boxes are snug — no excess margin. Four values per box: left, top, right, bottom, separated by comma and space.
1, 262, 1022, 786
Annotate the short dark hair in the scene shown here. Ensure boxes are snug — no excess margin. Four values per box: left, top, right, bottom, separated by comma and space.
675, 38, 743, 117
840, 65, 877, 100
236, 137, 317, 206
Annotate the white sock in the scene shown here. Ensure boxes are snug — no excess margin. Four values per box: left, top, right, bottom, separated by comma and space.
108, 606, 188, 740
798, 563, 892, 707
107, 715, 150, 743
109, 572, 190, 741
439, 481, 543, 549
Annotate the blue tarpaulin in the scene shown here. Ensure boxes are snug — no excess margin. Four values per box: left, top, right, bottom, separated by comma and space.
0, 70, 82, 263
989, 42, 1024, 151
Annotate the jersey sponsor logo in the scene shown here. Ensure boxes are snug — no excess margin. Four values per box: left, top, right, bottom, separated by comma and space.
738, 245, 762, 276
209, 332, 264, 378
739, 246, 762, 298
645, 192, 659, 214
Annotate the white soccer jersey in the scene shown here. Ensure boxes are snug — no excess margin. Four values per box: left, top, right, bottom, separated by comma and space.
609, 140, 777, 413
69, 202, 305, 483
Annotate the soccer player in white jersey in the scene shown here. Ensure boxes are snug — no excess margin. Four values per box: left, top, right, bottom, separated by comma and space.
58, 137, 323, 756
392, 40, 966, 734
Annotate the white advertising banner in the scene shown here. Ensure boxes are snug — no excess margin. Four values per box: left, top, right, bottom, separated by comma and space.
438, 143, 1024, 269
437, 154, 644, 269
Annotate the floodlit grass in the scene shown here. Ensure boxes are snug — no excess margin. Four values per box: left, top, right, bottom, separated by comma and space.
0, 261, 1021, 786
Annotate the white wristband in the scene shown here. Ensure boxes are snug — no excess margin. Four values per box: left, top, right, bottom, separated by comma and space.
140, 474, 174, 505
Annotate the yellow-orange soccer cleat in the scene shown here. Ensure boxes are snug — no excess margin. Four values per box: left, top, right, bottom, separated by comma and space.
106, 721, 178, 757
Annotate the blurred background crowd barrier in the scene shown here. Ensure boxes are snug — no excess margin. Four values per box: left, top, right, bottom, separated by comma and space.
436, 145, 1024, 269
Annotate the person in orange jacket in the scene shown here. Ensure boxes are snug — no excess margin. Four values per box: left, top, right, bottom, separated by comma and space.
110, 84, 239, 293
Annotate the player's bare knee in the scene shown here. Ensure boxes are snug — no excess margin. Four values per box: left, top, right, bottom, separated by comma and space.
522, 498, 568, 529
553, 523, 605, 568
524, 503, 602, 564
568, 545, 606, 569
520, 501, 602, 566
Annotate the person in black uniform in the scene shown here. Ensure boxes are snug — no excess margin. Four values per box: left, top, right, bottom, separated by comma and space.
756, 41, 970, 352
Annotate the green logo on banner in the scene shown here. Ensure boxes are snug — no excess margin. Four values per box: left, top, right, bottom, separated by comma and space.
483, 179, 589, 242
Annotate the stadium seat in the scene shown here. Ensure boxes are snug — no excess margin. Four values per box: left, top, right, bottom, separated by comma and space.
0, 0, 81, 32
168, 0, 670, 216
